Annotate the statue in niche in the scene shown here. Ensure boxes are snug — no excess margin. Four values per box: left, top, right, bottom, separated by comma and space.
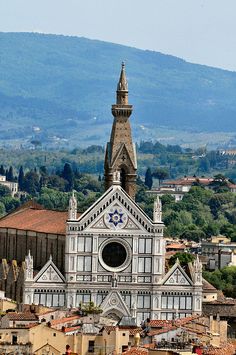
111, 273, 118, 288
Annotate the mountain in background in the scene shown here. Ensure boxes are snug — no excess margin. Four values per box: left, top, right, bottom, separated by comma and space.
1, 32, 236, 148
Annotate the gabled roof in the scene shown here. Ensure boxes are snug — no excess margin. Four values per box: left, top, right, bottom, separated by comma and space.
0, 202, 70, 235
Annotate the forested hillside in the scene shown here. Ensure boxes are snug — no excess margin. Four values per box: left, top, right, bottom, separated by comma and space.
1, 32, 236, 148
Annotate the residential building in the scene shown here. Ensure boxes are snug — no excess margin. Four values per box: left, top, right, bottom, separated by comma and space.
201, 235, 236, 270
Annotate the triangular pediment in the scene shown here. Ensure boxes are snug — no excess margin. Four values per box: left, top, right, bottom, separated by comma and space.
34, 258, 65, 284
110, 143, 137, 170
77, 186, 158, 233
161, 262, 193, 286
101, 290, 131, 319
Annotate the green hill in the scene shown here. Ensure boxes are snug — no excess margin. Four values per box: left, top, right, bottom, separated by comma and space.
1, 32, 236, 147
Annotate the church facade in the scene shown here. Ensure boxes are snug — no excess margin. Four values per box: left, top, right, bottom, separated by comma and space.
23, 64, 202, 323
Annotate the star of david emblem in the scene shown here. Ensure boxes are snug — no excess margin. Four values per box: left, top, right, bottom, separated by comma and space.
108, 209, 124, 227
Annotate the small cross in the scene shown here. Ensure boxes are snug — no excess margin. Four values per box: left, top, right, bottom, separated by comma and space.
122, 155, 126, 161
47, 267, 54, 280
175, 269, 182, 283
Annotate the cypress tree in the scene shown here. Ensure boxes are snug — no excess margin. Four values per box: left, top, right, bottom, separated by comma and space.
62, 163, 74, 191
145, 167, 153, 189
18, 166, 24, 190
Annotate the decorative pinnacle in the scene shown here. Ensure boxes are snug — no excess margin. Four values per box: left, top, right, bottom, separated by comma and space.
117, 62, 128, 92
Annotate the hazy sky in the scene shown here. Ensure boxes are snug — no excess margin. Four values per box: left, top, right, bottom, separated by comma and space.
1, 0, 236, 71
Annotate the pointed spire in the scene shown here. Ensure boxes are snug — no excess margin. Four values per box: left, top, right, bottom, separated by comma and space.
68, 190, 77, 220
153, 195, 162, 223
116, 62, 129, 105
117, 62, 128, 92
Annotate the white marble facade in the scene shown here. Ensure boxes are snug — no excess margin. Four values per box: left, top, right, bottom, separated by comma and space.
24, 181, 202, 323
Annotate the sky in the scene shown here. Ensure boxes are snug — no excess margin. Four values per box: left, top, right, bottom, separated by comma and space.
1, 0, 236, 71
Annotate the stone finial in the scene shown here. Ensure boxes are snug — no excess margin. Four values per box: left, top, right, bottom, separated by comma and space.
68, 190, 77, 220
25, 250, 33, 281
153, 196, 162, 223
112, 170, 121, 186
193, 255, 202, 284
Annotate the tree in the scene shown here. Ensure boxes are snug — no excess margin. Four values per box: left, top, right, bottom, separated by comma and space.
79, 301, 102, 315
23, 171, 40, 195
0, 165, 5, 176
152, 168, 169, 186
145, 168, 153, 189
0, 185, 11, 197
18, 166, 24, 190
6, 166, 14, 181
169, 252, 195, 267
62, 163, 74, 191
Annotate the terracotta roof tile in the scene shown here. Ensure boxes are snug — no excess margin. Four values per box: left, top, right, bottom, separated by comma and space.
50, 315, 80, 326
203, 343, 236, 355
149, 320, 172, 327
122, 347, 148, 355
63, 325, 81, 333
6, 312, 38, 321
0, 205, 74, 235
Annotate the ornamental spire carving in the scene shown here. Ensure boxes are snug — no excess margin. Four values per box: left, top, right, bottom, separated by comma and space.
153, 196, 162, 223
68, 190, 77, 220
25, 250, 33, 281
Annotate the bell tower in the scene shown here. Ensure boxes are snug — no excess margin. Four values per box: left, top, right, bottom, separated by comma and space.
104, 63, 137, 199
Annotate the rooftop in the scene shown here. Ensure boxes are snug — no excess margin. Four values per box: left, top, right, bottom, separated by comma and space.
0, 201, 74, 235
5, 312, 38, 321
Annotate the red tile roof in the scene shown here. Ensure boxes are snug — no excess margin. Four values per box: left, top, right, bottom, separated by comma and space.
50, 315, 80, 326
149, 319, 172, 328
0, 203, 73, 235
163, 177, 214, 186
63, 325, 81, 333
203, 343, 236, 355
6, 312, 38, 321
166, 243, 186, 250
122, 347, 148, 355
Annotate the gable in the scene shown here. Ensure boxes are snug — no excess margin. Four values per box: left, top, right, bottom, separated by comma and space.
161, 262, 193, 287
110, 143, 137, 170
101, 290, 131, 318
77, 186, 157, 233
34, 259, 65, 284
164, 267, 191, 286
88, 202, 141, 232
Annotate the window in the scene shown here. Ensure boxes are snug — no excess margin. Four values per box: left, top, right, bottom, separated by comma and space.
12, 335, 17, 345
70, 237, 76, 251
88, 340, 95, 353
76, 293, 91, 306
70, 256, 75, 271
78, 237, 92, 252
122, 294, 131, 308
77, 256, 92, 272
161, 295, 192, 311
53, 333, 56, 337
137, 295, 151, 309
139, 239, 152, 253
138, 257, 152, 273
137, 312, 150, 325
